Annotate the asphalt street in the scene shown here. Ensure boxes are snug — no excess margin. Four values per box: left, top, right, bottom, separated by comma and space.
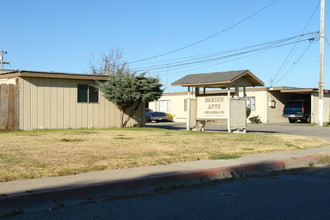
146, 122, 330, 141
7, 166, 330, 220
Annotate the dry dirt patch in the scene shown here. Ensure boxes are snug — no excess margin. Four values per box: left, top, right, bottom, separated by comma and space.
0, 128, 328, 182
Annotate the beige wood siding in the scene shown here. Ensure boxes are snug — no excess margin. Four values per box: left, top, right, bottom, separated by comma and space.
19, 77, 143, 130
0, 84, 19, 130
266, 91, 289, 123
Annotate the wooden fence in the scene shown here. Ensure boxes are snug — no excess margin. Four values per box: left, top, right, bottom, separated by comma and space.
0, 84, 19, 130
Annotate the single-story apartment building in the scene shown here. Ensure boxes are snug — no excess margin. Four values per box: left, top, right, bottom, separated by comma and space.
0, 70, 144, 130
149, 86, 330, 124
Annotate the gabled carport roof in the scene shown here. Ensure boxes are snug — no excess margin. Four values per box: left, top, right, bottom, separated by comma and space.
268, 86, 330, 94
171, 70, 264, 88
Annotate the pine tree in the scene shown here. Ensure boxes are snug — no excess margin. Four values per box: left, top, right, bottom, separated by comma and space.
96, 70, 163, 127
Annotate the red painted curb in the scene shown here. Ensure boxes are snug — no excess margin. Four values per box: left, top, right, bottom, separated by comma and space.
0, 154, 322, 202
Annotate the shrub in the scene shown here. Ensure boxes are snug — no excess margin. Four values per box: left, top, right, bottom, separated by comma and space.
246, 107, 251, 118
165, 112, 174, 121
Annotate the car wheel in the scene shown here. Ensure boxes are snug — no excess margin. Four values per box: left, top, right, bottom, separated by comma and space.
289, 118, 296, 123
306, 116, 311, 123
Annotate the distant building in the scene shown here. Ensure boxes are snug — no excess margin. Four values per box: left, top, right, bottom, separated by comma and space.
149, 86, 330, 124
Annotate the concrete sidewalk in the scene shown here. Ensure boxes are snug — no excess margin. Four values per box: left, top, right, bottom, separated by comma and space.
1, 145, 330, 215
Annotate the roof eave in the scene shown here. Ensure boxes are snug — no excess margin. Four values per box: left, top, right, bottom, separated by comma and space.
0, 70, 109, 81
171, 80, 232, 87
232, 70, 264, 86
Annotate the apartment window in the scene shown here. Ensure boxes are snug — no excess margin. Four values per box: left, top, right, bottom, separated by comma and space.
159, 100, 170, 112
77, 84, 99, 103
246, 97, 256, 111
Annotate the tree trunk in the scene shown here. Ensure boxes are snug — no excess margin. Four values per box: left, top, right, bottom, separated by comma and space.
120, 109, 125, 128
122, 102, 140, 128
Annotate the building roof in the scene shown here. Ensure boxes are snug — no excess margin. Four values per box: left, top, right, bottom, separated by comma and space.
171, 70, 264, 88
0, 70, 109, 81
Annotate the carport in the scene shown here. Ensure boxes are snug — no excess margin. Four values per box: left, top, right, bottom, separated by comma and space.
172, 70, 264, 132
267, 87, 330, 124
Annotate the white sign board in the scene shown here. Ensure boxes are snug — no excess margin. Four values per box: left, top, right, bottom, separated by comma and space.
230, 98, 247, 130
196, 96, 227, 119
0, 78, 17, 85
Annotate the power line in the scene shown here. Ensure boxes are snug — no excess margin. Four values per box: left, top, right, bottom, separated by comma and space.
272, 40, 314, 86
125, 0, 257, 49
325, 37, 330, 46
270, 1, 320, 86
149, 50, 267, 78
157, 36, 315, 81
132, 32, 318, 72
129, 0, 278, 64
133, 32, 315, 67
135, 36, 317, 73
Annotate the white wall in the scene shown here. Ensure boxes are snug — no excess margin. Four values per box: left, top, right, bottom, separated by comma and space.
150, 89, 270, 123
311, 93, 330, 124
244, 90, 268, 123
149, 89, 330, 124
149, 92, 189, 122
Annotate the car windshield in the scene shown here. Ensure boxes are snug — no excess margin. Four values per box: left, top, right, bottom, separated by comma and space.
285, 101, 302, 108
153, 112, 166, 116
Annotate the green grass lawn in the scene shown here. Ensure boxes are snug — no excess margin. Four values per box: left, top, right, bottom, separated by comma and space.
0, 127, 328, 182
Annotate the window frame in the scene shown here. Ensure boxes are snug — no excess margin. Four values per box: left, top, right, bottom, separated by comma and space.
77, 84, 99, 103
159, 100, 170, 112
246, 96, 256, 111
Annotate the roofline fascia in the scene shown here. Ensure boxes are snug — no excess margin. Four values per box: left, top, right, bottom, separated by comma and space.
172, 80, 234, 87
0, 70, 109, 81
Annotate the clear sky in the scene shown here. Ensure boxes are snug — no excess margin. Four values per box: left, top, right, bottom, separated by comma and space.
2, 0, 329, 92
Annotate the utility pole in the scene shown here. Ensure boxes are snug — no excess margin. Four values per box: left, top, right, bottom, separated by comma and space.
318, 0, 325, 126
0, 51, 10, 70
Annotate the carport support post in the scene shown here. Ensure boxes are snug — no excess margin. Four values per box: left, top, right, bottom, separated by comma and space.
318, 0, 325, 126
235, 84, 239, 97
227, 87, 231, 132
187, 87, 191, 130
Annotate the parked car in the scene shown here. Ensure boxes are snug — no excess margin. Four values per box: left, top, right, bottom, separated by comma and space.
145, 111, 169, 122
282, 100, 311, 123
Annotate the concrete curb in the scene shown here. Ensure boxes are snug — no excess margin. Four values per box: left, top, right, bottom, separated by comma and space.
0, 154, 323, 215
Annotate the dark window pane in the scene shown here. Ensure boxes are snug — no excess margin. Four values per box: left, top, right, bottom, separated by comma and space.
89, 85, 99, 103
285, 101, 301, 108
78, 84, 88, 102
